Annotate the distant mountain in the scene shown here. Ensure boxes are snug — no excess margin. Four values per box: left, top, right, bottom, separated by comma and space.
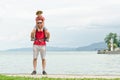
5, 42, 107, 51
6, 47, 32, 51
46, 46, 75, 51
76, 42, 107, 51
6, 46, 75, 51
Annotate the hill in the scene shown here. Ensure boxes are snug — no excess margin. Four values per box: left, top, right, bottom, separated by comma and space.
76, 42, 107, 51
5, 42, 107, 51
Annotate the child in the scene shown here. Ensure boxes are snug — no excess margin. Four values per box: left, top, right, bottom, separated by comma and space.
35, 10, 45, 27
31, 10, 50, 41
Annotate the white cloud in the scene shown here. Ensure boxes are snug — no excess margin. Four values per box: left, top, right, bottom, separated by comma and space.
45, 0, 120, 30
0, 0, 120, 50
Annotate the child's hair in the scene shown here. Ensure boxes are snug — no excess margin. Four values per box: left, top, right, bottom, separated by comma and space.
36, 10, 43, 15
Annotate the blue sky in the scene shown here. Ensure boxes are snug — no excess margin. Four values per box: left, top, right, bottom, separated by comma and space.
0, 0, 120, 50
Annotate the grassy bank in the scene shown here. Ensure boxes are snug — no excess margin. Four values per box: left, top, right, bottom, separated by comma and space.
0, 75, 120, 80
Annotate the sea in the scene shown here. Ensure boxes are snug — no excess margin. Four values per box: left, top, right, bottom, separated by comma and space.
0, 51, 120, 75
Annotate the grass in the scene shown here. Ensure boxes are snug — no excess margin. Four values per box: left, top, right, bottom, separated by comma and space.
0, 75, 120, 80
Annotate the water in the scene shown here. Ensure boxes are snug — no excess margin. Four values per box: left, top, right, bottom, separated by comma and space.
0, 51, 120, 75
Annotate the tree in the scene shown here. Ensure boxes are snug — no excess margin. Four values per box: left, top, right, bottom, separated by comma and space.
104, 32, 119, 51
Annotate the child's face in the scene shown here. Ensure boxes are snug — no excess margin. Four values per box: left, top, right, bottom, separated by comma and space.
37, 14, 41, 17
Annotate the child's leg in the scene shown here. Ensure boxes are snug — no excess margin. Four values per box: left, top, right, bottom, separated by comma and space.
31, 26, 37, 38
31, 32, 35, 38
45, 30, 50, 41
31, 28, 36, 41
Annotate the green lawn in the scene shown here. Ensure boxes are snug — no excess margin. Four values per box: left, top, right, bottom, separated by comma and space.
0, 75, 120, 80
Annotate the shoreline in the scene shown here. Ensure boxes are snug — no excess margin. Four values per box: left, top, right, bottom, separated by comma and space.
2, 74, 120, 78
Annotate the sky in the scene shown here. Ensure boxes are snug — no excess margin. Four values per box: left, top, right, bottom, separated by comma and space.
0, 0, 120, 50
